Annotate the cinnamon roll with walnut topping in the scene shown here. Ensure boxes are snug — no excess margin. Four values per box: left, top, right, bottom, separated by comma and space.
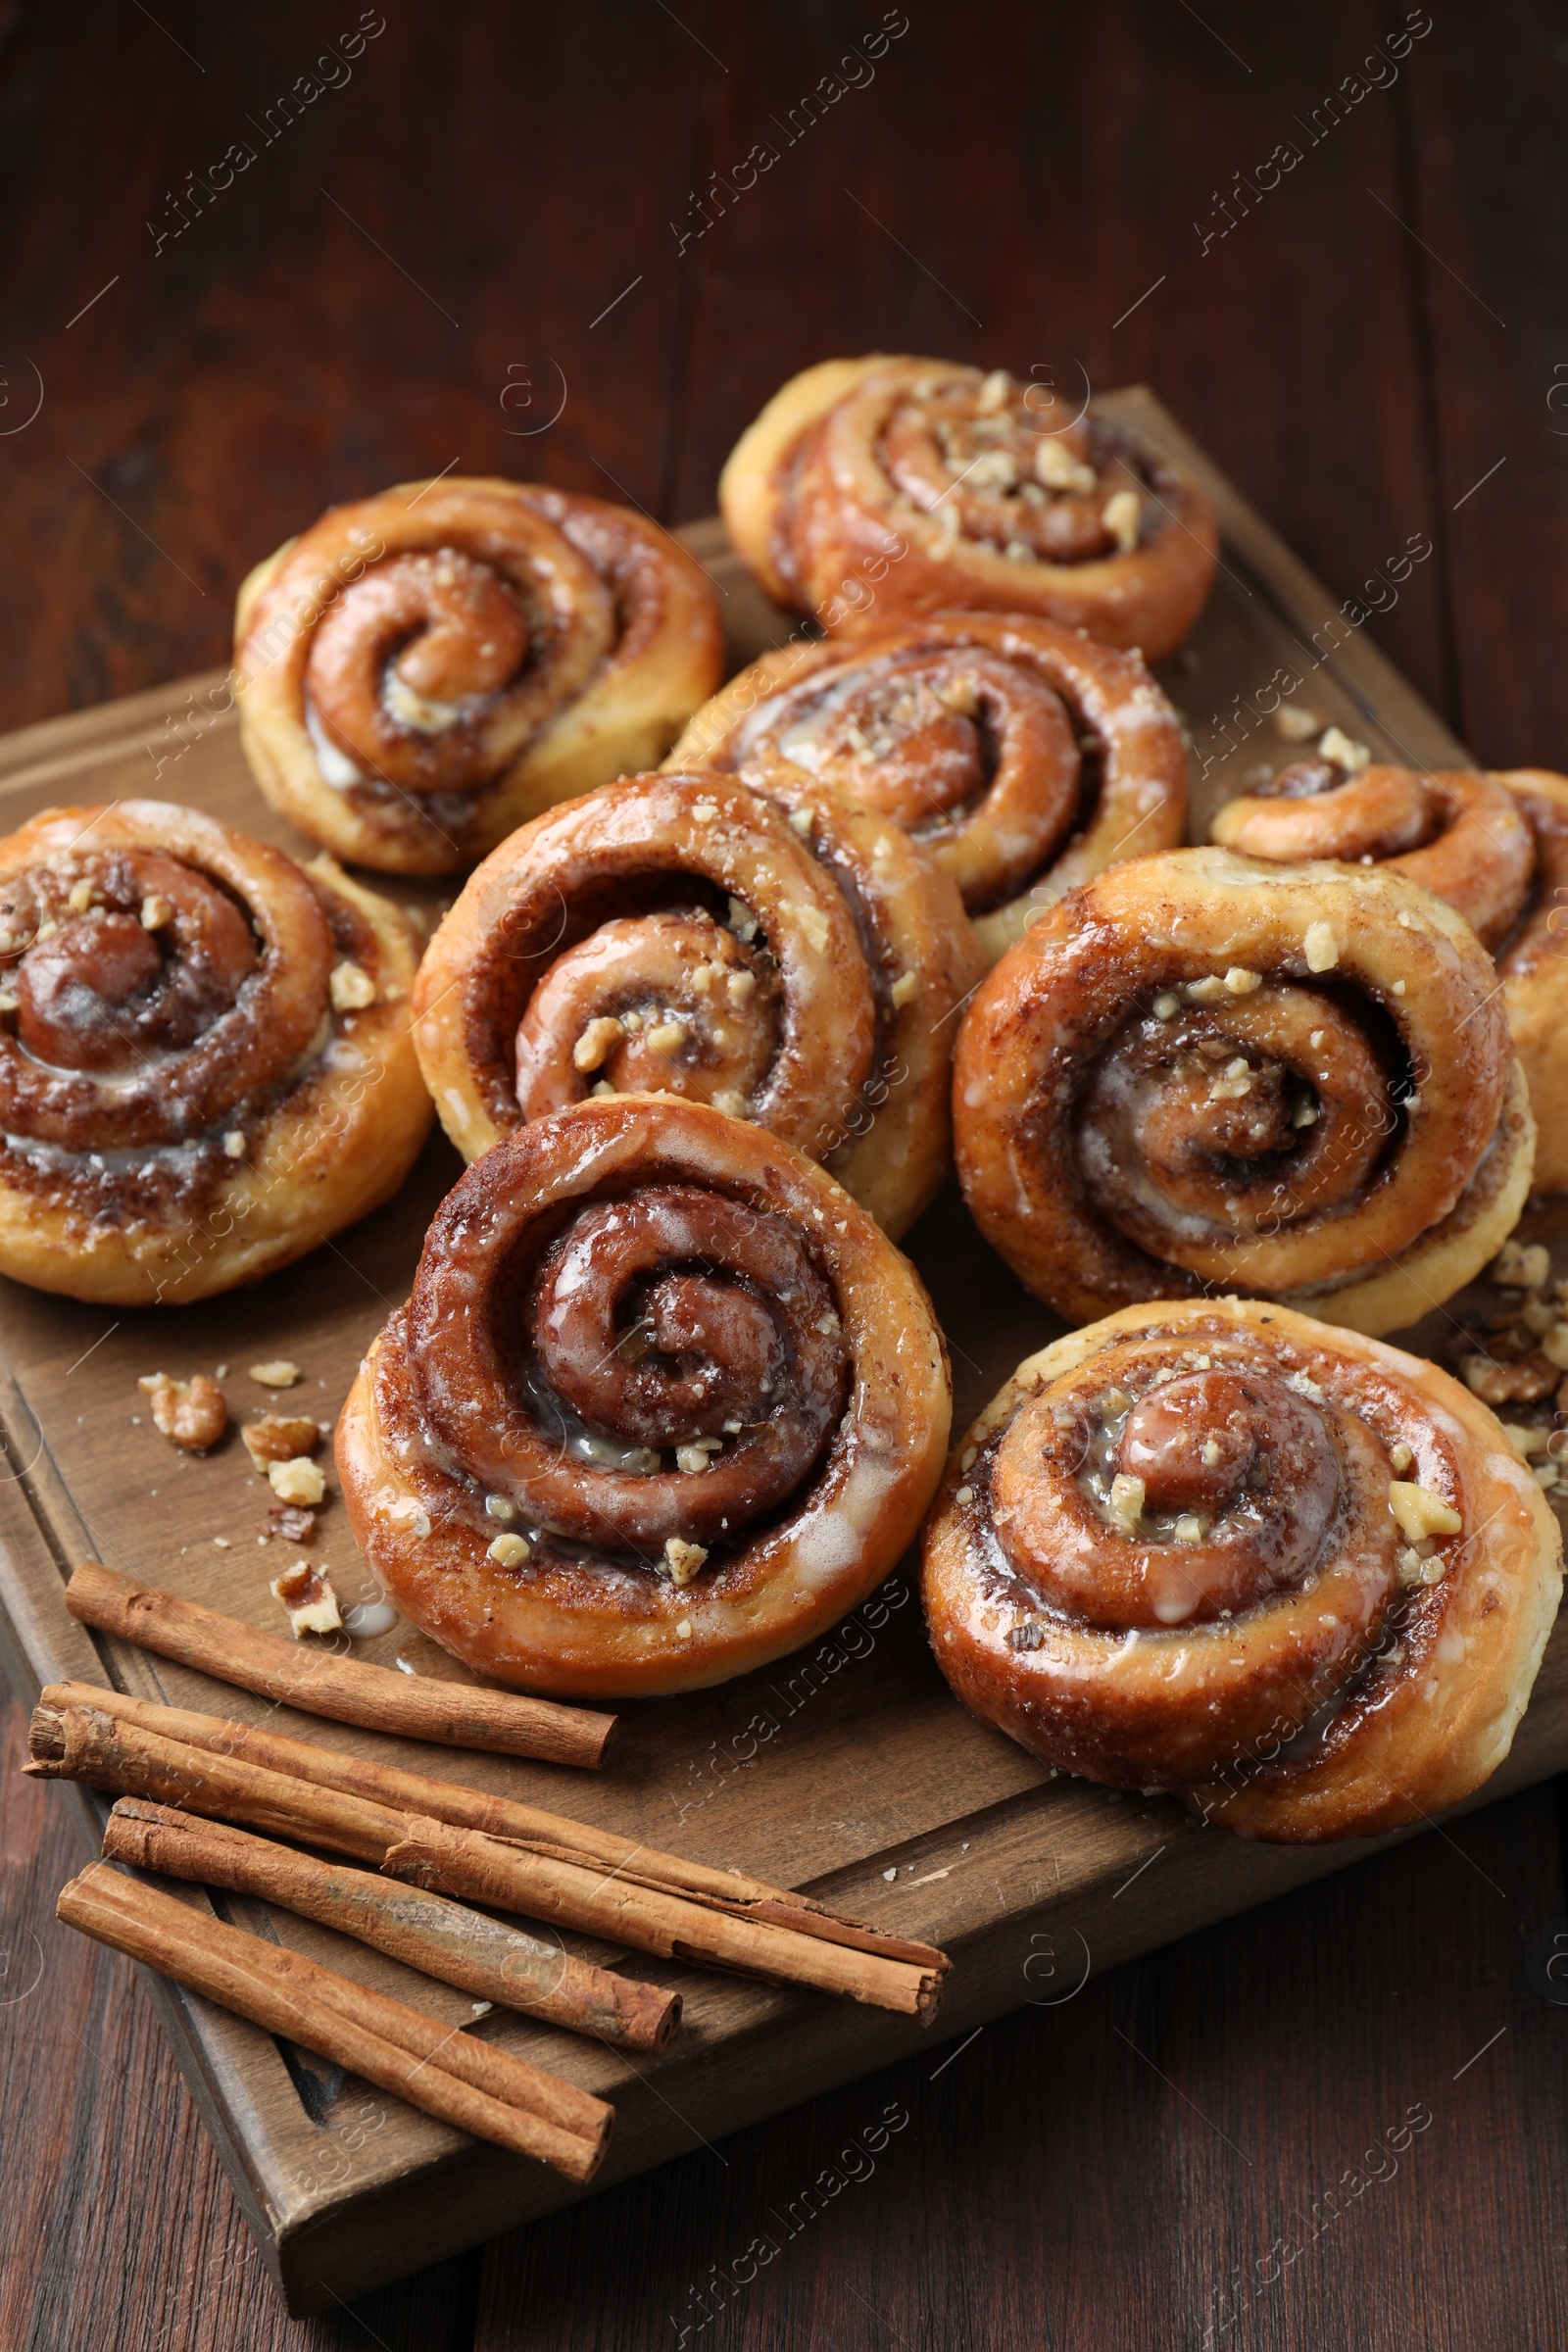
337, 1096, 952, 1697
0, 801, 430, 1304
413, 770, 979, 1239
668, 613, 1187, 965
922, 1298, 1562, 1839
720, 357, 1217, 661
1215, 750, 1568, 1193
235, 478, 724, 875
955, 848, 1534, 1336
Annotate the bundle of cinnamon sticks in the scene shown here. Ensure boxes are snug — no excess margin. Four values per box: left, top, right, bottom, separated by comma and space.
30, 1690, 949, 2019
36, 1557, 951, 2179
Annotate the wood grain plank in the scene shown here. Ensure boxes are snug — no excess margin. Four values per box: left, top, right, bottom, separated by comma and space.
1400, 4, 1568, 761
0, 6, 706, 727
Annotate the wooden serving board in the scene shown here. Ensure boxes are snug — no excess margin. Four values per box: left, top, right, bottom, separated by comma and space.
3, 390, 1564, 2317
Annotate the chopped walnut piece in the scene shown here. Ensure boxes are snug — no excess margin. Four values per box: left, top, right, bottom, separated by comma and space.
1303, 920, 1339, 973
1274, 704, 1323, 741
137, 1373, 227, 1452
662, 1536, 709, 1585
241, 1413, 321, 1468
1101, 489, 1141, 553
1107, 1472, 1146, 1537
329, 960, 376, 1011
270, 1562, 342, 1639
1542, 1325, 1568, 1372
572, 1015, 625, 1073
487, 1533, 532, 1568
1494, 1240, 1551, 1291
1388, 1480, 1463, 1542
267, 1504, 318, 1544
1460, 1352, 1558, 1405
249, 1360, 301, 1389
1318, 725, 1371, 772
268, 1455, 326, 1506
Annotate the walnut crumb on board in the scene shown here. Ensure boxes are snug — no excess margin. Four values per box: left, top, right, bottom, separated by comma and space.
249, 1360, 302, 1389
270, 1562, 342, 1639
241, 1414, 321, 1468
268, 1456, 325, 1506
267, 1504, 318, 1544
137, 1374, 227, 1452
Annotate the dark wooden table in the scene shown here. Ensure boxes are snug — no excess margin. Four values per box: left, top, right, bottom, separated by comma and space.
2, 3, 1566, 2343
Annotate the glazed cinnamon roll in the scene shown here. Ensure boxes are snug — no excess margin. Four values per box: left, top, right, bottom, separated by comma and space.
1215, 750, 1568, 1194
337, 1096, 952, 1697
413, 770, 979, 1240
0, 801, 430, 1304
1210, 751, 1534, 949
922, 1298, 1562, 1840
235, 478, 725, 874
955, 848, 1535, 1336
720, 357, 1217, 661
667, 613, 1187, 965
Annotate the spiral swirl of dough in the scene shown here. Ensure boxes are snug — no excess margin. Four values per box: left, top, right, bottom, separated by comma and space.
413, 769, 979, 1239
668, 612, 1187, 964
337, 1096, 952, 1697
921, 1298, 1561, 1839
954, 847, 1535, 1336
720, 357, 1217, 661
0, 800, 429, 1304
236, 478, 724, 874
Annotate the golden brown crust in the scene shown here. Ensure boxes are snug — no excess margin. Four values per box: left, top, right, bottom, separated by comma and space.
667, 612, 1187, 966
337, 1097, 952, 1698
954, 847, 1534, 1336
235, 479, 725, 875
0, 801, 430, 1304
921, 1297, 1562, 1840
1494, 769, 1568, 1194
412, 769, 979, 1239
719, 357, 1217, 661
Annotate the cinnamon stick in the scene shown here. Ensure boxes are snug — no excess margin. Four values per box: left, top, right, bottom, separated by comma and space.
382, 1823, 946, 2022
42, 1681, 945, 1972
28, 1701, 948, 2021
58, 1863, 610, 2181
28, 1699, 406, 1863
65, 1558, 615, 1769
102, 1800, 680, 2053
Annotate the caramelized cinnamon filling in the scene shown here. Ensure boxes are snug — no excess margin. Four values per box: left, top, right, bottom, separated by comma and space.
409, 1181, 850, 1557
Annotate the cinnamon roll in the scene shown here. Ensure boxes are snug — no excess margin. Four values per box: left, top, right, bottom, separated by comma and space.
921, 1297, 1562, 1840
235, 478, 725, 875
720, 357, 1217, 661
954, 848, 1535, 1336
337, 1096, 952, 1698
667, 613, 1187, 965
412, 769, 979, 1240
0, 801, 430, 1304
1215, 751, 1568, 1194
